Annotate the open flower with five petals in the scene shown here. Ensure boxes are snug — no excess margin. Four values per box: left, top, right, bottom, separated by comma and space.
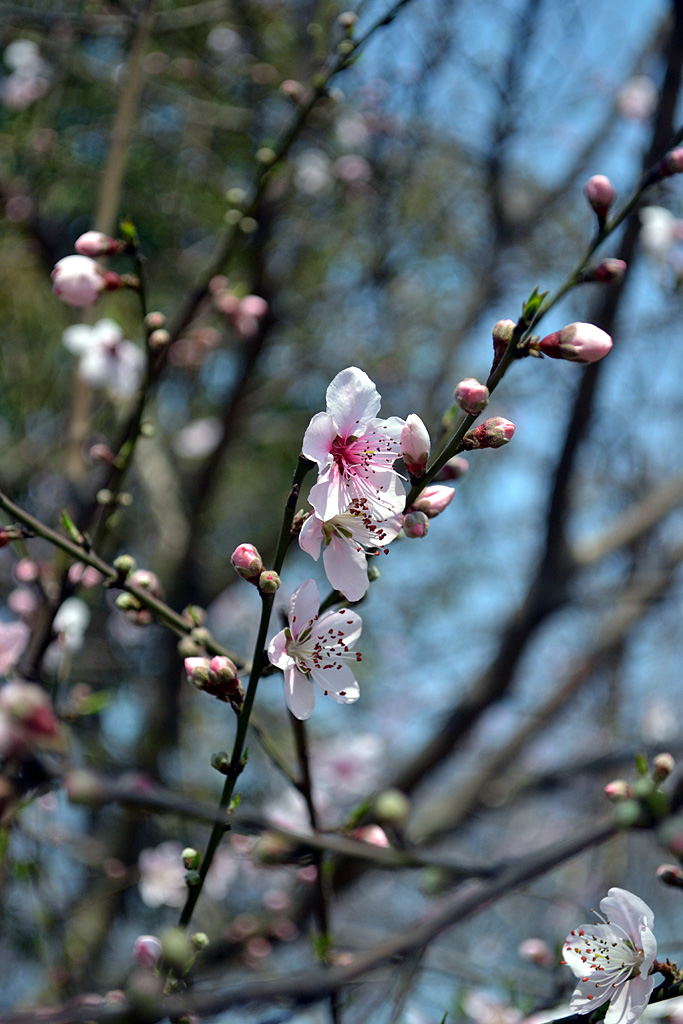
267, 579, 362, 720
563, 887, 657, 1024
302, 367, 406, 521
299, 501, 402, 601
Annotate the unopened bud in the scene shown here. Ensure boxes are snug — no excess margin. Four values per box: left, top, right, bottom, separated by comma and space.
113, 554, 136, 575
133, 935, 163, 970
89, 443, 115, 464
583, 258, 627, 284
537, 322, 612, 364
411, 485, 455, 518
182, 847, 201, 870
210, 750, 231, 774
455, 378, 489, 416
144, 311, 166, 331
338, 11, 358, 28
654, 752, 675, 784
518, 938, 556, 968
189, 627, 212, 646
75, 231, 122, 257
660, 147, 683, 177
374, 788, 411, 831
130, 569, 162, 596
231, 543, 263, 580
400, 414, 431, 479
657, 863, 683, 889
604, 779, 631, 801
614, 798, 645, 828
259, 570, 281, 594
148, 329, 171, 350
584, 175, 616, 219
436, 455, 469, 482
191, 932, 209, 951
115, 592, 140, 611
492, 319, 516, 363
463, 417, 515, 450
402, 510, 429, 538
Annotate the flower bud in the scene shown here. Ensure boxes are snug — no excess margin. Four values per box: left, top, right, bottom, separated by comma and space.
436, 455, 469, 482
240, 295, 268, 319
660, 147, 683, 177
656, 863, 683, 889
130, 569, 162, 596
185, 656, 243, 706
182, 847, 201, 870
133, 935, 163, 970
144, 311, 166, 331
400, 414, 430, 479
517, 938, 555, 968
349, 824, 389, 847
584, 258, 627, 284
537, 322, 612, 363
411, 484, 455, 518
184, 657, 211, 687
258, 570, 281, 594
231, 543, 263, 580
51, 255, 107, 308
455, 378, 490, 416
604, 779, 631, 801
583, 175, 615, 219
492, 318, 515, 359
75, 231, 121, 257
148, 329, 171, 351
463, 417, 515, 450
191, 932, 210, 951
373, 788, 411, 831
653, 752, 675, 783
0, 681, 62, 743
113, 554, 136, 576
402, 510, 429, 538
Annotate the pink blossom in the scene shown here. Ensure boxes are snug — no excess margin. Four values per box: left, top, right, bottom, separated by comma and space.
0, 621, 29, 676
299, 502, 402, 601
231, 543, 263, 580
303, 367, 406, 521
75, 231, 121, 257
400, 414, 430, 479
411, 484, 455, 518
52, 255, 106, 307
463, 417, 515, 450
538, 322, 612, 363
584, 175, 616, 219
455, 378, 489, 416
267, 579, 362, 720
62, 319, 144, 398
133, 935, 163, 969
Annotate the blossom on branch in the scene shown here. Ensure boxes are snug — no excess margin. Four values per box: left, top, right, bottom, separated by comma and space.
563, 887, 657, 1024
267, 579, 362, 720
62, 319, 144, 398
303, 366, 406, 520
299, 502, 402, 601
537, 322, 612, 364
52, 255, 119, 307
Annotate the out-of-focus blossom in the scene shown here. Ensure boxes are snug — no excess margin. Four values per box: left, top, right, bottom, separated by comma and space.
138, 841, 187, 908
437, 455, 469, 482
133, 935, 163, 969
53, 597, 90, 653
350, 824, 389, 847
299, 502, 402, 601
267, 579, 362, 720
68, 563, 104, 589
172, 418, 224, 459
75, 231, 121, 257
640, 207, 683, 261
0, 621, 29, 676
617, 76, 657, 120
584, 175, 616, 219
463, 989, 523, 1024
7, 588, 37, 619
63, 319, 144, 398
2, 39, 51, 110
52, 256, 109, 308
294, 149, 333, 194
518, 937, 555, 968
563, 888, 656, 1024
303, 366, 406, 521
0, 680, 64, 756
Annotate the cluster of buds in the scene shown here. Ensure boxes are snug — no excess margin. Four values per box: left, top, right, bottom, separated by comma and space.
209, 277, 269, 341
184, 655, 244, 710
231, 544, 281, 595
607, 752, 675, 828
114, 568, 162, 627
51, 231, 133, 308
462, 417, 516, 450
533, 322, 613, 364
584, 174, 616, 223
400, 414, 430, 480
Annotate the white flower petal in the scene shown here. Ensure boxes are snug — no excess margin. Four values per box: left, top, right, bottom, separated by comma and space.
604, 975, 654, 1024
288, 579, 320, 640
322, 533, 369, 601
601, 888, 655, 942
310, 662, 359, 703
284, 665, 315, 719
299, 514, 323, 560
325, 366, 380, 435
302, 412, 336, 470
267, 629, 292, 670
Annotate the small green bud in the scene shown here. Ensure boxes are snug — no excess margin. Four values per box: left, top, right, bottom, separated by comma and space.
211, 751, 231, 774
374, 788, 411, 831
614, 799, 645, 828
182, 847, 200, 870
367, 563, 380, 582
115, 593, 139, 611
113, 554, 136, 575
258, 570, 281, 594
191, 932, 210, 951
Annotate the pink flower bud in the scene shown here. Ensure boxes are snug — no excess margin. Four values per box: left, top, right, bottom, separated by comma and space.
463, 417, 515, 450
349, 824, 390, 847
129, 569, 162, 597
75, 231, 121, 257
402, 510, 429, 538
209, 655, 238, 681
585, 258, 627, 284
455, 378, 490, 416
656, 864, 683, 889
604, 779, 631, 801
134, 935, 163, 969
239, 295, 268, 318
583, 175, 615, 218
185, 656, 243, 706
517, 938, 555, 968
436, 455, 469, 482
411, 484, 455, 518
400, 414, 430, 479
51, 255, 106, 308
231, 543, 263, 580
492, 319, 515, 351
653, 752, 675, 783
185, 657, 211, 687
258, 570, 281, 594
537, 322, 612, 363
660, 147, 683, 177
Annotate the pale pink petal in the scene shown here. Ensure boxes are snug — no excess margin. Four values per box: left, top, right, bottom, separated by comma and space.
0, 621, 29, 675
308, 466, 344, 521
317, 607, 362, 647
288, 579, 320, 640
284, 665, 316, 719
325, 367, 380, 435
310, 662, 359, 703
322, 534, 369, 601
298, 514, 323, 560
604, 975, 654, 1024
267, 630, 292, 671
370, 414, 407, 447
302, 412, 337, 469
601, 888, 655, 939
